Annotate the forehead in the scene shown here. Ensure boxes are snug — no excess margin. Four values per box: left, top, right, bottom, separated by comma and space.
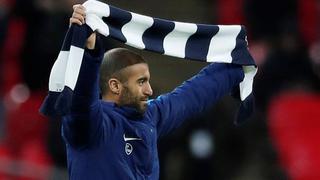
123, 63, 150, 79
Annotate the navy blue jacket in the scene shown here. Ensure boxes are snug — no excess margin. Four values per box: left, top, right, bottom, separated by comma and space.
62, 45, 244, 179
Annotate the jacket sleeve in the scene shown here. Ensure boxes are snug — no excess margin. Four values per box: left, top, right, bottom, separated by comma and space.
148, 63, 244, 137
61, 40, 109, 148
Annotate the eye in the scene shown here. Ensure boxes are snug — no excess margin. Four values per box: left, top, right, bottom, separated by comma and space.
138, 79, 145, 86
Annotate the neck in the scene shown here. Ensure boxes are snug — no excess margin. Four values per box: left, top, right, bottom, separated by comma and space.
102, 93, 120, 104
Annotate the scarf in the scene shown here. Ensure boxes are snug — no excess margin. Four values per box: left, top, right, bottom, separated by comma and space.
40, 0, 257, 125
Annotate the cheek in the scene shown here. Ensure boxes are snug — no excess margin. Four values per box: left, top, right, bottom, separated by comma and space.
134, 88, 143, 99
126, 83, 143, 98
133, 86, 143, 95
128, 86, 141, 99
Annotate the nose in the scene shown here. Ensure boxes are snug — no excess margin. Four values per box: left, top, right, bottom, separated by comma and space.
144, 82, 153, 96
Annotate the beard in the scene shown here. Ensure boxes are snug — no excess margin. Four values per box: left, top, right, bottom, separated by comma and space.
118, 86, 148, 114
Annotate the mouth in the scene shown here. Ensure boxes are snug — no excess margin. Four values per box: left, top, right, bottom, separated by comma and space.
141, 97, 148, 102
140, 98, 148, 105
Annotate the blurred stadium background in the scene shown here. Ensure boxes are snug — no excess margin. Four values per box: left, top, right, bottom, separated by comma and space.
0, 0, 319, 179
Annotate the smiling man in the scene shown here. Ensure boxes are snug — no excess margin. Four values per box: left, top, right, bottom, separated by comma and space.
61, 5, 245, 180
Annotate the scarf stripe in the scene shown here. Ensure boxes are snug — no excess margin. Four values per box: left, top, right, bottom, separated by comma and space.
163, 22, 198, 58
122, 13, 154, 49
48, 27, 74, 92
48, 51, 68, 92
102, 6, 131, 42
64, 46, 84, 90
185, 24, 219, 61
207, 25, 241, 63
231, 27, 253, 65
142, 18, 175, 54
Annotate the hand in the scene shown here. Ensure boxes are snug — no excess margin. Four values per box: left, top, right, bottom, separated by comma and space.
69, 4, 96, 49
69, 4, 86, 26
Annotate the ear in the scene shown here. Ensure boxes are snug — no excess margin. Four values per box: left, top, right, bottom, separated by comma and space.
108, 78, 122, 95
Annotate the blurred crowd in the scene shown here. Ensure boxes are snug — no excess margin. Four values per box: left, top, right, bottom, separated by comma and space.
0, 0, 319, 179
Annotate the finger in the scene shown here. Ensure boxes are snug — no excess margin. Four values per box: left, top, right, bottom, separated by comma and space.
74, 6, 86, 17
70, 18, 83, 26
73, 4, 86, 15
73, 4, 84, 11
72, 12, 85, 24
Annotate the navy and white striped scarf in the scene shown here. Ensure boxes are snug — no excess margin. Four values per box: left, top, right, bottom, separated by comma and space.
40, 0, 257, 125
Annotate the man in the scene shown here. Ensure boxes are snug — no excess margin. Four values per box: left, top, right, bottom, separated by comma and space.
63, 5, 244, 179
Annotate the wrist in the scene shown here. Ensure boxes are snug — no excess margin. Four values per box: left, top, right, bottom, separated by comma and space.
85, 34, 104, 58
86, 33, 96, 49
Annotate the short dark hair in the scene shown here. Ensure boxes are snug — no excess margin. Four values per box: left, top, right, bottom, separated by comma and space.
99, 48, 146, 95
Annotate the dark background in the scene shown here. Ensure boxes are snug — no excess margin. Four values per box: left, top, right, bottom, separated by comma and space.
0, 0, 319, 179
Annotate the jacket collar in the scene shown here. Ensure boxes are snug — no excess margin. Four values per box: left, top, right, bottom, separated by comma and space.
102, 101, 144, 120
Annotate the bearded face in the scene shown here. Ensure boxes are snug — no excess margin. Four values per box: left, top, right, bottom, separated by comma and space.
118, 85, 149, 114
117, 63, 152, 114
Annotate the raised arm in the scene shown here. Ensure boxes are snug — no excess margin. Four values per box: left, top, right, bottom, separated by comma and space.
62, 5, 105, 148
148, 63, 244, 137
